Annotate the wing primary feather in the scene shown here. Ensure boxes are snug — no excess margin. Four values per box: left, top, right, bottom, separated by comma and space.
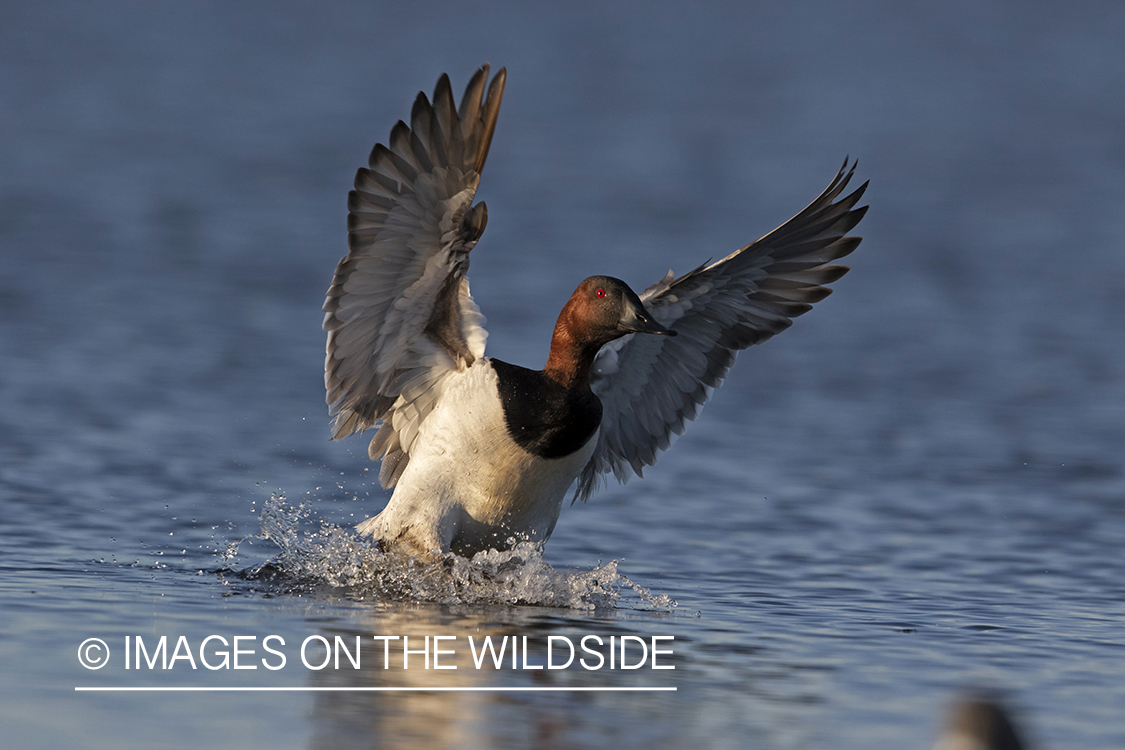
474, 68, 507, 173
458, 65, 490, 127
408, 129, 436, 174
432, 74, 463, 167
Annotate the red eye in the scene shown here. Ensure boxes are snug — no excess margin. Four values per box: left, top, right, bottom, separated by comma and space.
595, 288, 606, 298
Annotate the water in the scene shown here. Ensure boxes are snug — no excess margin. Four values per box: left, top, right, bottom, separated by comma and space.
2, 2, 1124, 748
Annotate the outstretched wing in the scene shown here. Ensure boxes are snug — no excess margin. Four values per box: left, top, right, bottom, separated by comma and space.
323, 65, 506, 487
574, 160, 868, 501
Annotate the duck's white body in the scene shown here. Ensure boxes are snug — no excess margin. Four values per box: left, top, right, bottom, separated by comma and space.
355, 359, 598, 554
322, 65, 867, 557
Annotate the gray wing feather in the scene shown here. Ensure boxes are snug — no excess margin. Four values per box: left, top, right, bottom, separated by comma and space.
323, 65, 506, 486
575, 160, 868, 501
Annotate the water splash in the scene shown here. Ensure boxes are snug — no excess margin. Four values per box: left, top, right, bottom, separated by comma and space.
226, 494, 675, 611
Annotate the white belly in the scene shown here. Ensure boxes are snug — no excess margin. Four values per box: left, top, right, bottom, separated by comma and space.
357, 360, 598, 555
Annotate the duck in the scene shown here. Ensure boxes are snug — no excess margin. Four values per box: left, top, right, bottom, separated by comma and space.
322, 65, 868, 557
933, 696, 1026, 750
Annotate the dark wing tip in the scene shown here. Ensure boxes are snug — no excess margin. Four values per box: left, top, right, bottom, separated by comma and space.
434, 72, 453, 96
475, 67, 507, 173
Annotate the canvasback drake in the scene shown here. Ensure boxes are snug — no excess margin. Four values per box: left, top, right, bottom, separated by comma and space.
323, 65, 868, 557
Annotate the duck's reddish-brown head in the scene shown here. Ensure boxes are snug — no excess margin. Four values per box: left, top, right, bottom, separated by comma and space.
544, 276, 675, 387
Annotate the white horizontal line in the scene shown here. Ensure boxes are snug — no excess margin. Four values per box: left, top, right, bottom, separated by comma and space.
75, 686, 676, 692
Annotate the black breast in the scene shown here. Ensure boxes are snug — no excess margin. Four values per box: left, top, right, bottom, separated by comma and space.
490, 359, 602, 459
